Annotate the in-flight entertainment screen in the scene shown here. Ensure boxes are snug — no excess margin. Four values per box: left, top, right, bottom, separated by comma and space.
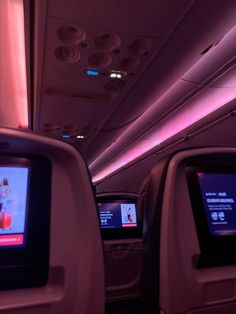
197, 172, 236, 236
0, 167, 29, 247
0, 155, 51, 290
98, 202, 137, 229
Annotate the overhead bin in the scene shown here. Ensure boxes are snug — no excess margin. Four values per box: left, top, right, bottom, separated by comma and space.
91, 25, 236, 182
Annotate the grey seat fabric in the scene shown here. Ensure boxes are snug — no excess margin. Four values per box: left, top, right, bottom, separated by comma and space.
137, 157, 170, 314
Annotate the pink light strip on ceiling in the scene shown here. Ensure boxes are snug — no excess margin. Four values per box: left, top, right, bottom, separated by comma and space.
92, 83, 236, 183
91, 24, 236, 183
0, 0, 28, 128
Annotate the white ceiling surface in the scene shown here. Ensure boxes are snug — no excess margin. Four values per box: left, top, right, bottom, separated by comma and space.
35, 0, 236, 167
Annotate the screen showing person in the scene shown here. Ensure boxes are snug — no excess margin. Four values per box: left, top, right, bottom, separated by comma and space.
98, 202, 137, 229
0, 167, 29, 246
120, 204, 137, 227
197, 172, 236, 236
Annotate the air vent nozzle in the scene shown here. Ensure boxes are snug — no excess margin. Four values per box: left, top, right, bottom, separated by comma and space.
57, 24, 86, 45
55, 46, 80, 63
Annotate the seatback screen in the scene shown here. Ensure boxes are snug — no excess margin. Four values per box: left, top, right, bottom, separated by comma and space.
197, 172, 236, 236
0, 167, 28, 246
98, 202, 137, 229
186, 155, 236, 268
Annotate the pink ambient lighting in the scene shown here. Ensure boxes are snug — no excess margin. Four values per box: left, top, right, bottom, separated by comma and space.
0, 0, 28, 128
92, 85, 236, 182
91, 25, 236, 183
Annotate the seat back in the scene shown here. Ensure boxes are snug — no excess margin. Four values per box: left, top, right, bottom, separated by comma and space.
96, 192, 142, 301
139, 148, 236, 314
137, 158, 170, 313
0, 128, 105, 314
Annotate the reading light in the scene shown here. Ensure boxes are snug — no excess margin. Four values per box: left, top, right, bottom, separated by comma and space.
110, 73, 117, 78
109, 71, 126, 79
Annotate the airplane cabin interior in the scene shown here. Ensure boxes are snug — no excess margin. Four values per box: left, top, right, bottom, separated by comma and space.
1, 0, 236, 313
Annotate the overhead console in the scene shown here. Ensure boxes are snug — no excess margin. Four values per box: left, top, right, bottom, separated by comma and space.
186, 154, 236, 268
97, 194, 142, 240
0, 155, 51, 290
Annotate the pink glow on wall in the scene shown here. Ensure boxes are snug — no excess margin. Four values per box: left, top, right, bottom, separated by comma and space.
92, 85, 236, 182
0, 0, 28, 128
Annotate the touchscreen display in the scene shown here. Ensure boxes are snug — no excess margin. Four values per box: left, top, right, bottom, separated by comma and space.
98, 202, 137, 229
0, 167, 28, 246
197, 172, 236, 236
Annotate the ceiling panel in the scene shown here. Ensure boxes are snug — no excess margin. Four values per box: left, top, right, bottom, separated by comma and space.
181, 27, 236, 85
47, 0, 195, 36
208, 64, 236, 88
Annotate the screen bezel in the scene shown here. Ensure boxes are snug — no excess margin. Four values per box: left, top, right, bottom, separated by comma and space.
97, 195, 142, 240
0, 154, 51, 290
186, 161, 236, 268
